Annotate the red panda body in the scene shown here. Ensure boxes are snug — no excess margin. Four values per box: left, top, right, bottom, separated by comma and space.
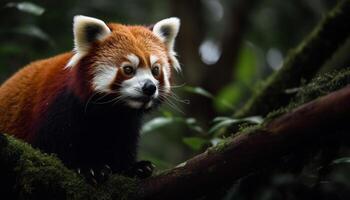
0, 53, 72, 142
0, 16, 181, 177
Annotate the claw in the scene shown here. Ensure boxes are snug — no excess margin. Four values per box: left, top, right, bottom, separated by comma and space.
105, 165, 111, 170
145, 166, 152, 172
102, 164, 113, 176
90, 169, 95, 177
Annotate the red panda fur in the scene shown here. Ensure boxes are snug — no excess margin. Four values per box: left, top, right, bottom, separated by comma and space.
0, 53, 73, 142
0, 18, 180, 176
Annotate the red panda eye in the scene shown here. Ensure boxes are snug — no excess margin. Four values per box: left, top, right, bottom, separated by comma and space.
152, 66, 160, 77
122, 66, 135, 76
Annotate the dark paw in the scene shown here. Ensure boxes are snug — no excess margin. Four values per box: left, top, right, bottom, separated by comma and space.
77, 165, 113, 185
126, 160, 155, 179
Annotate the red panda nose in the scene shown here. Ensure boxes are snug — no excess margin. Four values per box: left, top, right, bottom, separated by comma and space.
142, 80, 156, 96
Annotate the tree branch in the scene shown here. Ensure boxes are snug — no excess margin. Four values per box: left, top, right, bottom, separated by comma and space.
0, 134, 137, 200
235, 0, 350, 118
136, 85, 350, 200
1, 84, 350, 199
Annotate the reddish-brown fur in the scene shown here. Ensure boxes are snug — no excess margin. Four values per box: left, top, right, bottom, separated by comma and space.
0, 22, 173, 143
0, 53, 72, 141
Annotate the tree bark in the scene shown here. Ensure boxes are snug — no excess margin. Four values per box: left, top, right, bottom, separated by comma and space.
137, 85, 350, 200
235, 0, 350, 118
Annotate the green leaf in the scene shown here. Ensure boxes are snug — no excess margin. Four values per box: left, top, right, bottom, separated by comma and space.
214, 84, 242, 113
183, 137, 208, 151
208, 119, 238, 134
185, 118, 203, 133
142, 116, 204, 134
235, 42, 258, 84
212, 117, 232, 123
6, 2, 45, 16
210, 138, 224, 146
141, 117, 174, 134
184, 86, 213, 99
209, 116, 263, 135
332, 157, 350, 165
161, 110, 173, 118
13, 25, 53, 45
243, 116, 263, 124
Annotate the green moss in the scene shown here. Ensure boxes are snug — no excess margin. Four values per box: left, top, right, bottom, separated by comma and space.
208, 138, 232, 154
95, 175, 138, 200
263, 68, 350, 122
263, 107, 290, 125
212, 68, 350, 158
0, 134, 138, 200
291, 68, 350, 108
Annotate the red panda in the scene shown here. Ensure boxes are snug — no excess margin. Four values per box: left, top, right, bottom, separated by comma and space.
0, 15, 181, 179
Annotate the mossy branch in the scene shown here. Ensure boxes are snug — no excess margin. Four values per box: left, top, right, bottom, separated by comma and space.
3, 81, 349, 200
136, 85, 350, 200
235, 0, 350, 118
0, 134, 137, 200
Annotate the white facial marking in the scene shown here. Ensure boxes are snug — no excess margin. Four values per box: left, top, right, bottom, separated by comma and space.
170, 53, 181, 72
146, 101, 153, 109
93, 65, 117, 92
66, 53, 84, 68
126, 100, 144, 109
121, 68, 159, 99
162, 63, 171, 93
150, 55, 159, 66
127, 54, 140, 67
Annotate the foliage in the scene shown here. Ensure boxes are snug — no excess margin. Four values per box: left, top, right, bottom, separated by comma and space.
5, 2, 45, 16
1, 0, 350, 199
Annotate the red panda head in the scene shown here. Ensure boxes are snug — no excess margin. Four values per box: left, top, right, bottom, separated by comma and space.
66, 16, 181, 109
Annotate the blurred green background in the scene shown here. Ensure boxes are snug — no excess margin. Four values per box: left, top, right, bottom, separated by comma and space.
6, 2, 350, 197
3, 1, 350, 199
0, 0, 339, 169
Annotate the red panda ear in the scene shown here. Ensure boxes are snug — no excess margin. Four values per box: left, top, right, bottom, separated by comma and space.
153, 17, 181, 72
66, 15, 111, 68
73, 15, 111, 53
153, 17, 180, 52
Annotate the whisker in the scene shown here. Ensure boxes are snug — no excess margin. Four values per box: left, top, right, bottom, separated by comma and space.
84, 92, 102, 113
158, 95, 185, 114
84, 90, 120, 112
89, 90, 121, 105
112, 95, 129, 106
169, 82, 187, 88
157, 88, 190, 105
161, 93, 190, 104
133, 87, 142, 93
